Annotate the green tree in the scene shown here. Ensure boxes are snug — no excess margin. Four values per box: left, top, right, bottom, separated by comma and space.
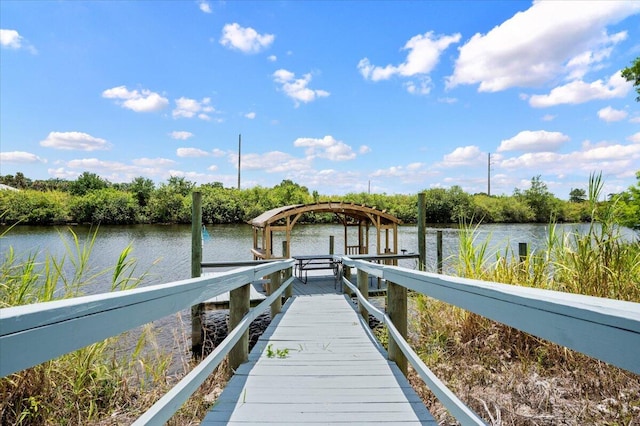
69, 172, 109, 196
618, 171, 640, 229
569, 188, 587, 203
516, 175, 560, 223
129, 176, 155, 208
621, 57, 640, 102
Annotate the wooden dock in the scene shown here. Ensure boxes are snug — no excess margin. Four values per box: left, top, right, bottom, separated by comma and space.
201, 275, 436, 425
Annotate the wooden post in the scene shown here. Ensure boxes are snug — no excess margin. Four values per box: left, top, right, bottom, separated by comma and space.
191, 191, 203, 357
418, 193, 426, 271
519, 242, 528, 262
329, 235, 334, 255
437, 230, 443, 274
270, 270, 282, 318
284, 266, 293, 299
282, 240, 288, 258
229, 283, 250, 370
343, 265, 351, 295
387, 280, 408, 376
357, 269, 368, 320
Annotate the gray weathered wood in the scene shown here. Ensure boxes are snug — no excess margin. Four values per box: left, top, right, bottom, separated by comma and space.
269, 270, 282, 318
229, 283, 250, 370
418, 192, 426, 271
201, 294, 436, 424
357, 268, 368, 320
387, 279, 407, 375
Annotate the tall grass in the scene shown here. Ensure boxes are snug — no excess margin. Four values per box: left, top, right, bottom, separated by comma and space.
0, 227, 175, 425
413, 173, 640, 424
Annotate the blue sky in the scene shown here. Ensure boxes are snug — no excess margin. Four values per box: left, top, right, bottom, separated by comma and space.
1, 1, 639, 199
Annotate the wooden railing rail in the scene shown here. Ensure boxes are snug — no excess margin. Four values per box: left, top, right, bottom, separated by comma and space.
133, 274, 295, 425
341, 257, 640, 423
0, 259, 294, 378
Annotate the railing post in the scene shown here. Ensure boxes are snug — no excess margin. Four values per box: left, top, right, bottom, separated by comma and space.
270, 269, 282, 318
329, 235, 334, 255
282, 240, 288, 258
387, 280, 408, 376
357, 268, 368, 320
343, 264, 351, 296
284, 266, 293, 300
418, 192, 426, 271
229, 283, 250, 370
191, 191, 203, 357
437, 230, 443, 274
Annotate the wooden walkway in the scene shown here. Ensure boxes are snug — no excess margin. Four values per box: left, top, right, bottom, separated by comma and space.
201, 275, 436, 425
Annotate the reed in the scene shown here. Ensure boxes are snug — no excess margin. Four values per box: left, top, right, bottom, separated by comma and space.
412, 173, 640, 424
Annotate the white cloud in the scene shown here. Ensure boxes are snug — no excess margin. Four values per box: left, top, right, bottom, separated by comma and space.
499, 141, 640, 177
498, 130, 570, 153
597, 106, 628, 122
628, 132, 640, 144
245, 112, 256, 119
132, 157, 176, 167
542, 114, 556, 121
359, 145, 371, 154
447, 1, 640, 92
358, 32, 460, 81
438, 97, 458, 104
529, 72, 632, 107
177, 147, 209, 158
294, 135, 356, 161
0, 151, 46, 163
170, 131, 194, 140
207, 164, 218, 172
173, 97, 215, 120
358, 31, 460, 94
267, 55, 277, 62
371, 163, 438, 185
0, 29, 36, 53
241, 151, 310, 173
102, 85, 169, 112
442, 145, 484, 167
198, 1, 212, 13
630, 116, 640, 124
220, 23, 274, 54
212, 148, 226, 157
40, 131, 111, 151
48, 167, 79, 180
273, 69, 329, 106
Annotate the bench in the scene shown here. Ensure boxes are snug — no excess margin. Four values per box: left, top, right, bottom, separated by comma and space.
293, 255, 341, 284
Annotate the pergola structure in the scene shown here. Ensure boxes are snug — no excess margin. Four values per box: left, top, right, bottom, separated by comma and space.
249, 201, 402, 260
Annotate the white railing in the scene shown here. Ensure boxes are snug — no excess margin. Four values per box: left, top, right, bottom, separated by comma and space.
341, 257, 640, 425
0, 259, 295, 424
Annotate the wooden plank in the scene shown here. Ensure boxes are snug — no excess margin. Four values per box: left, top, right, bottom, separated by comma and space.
201, 294, 435, 424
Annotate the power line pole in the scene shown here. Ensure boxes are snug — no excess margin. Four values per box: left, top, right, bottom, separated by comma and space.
487, 152, 491, 196
237, 134, 241, 190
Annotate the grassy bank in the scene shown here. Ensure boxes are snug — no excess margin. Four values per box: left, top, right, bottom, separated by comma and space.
411, 176, 640, 424
0, 227, 228, 425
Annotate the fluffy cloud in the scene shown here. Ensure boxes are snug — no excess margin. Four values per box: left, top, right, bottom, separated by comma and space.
498, 130, 570, 153
0, 151, 46, 163
220, 23, 274, 53
294, 136, 356, 161
173, 97, 215, 120
442, 145, 484, 167
241, 151, 311, 173
245, 112, 256, 119
0, 29, 36, 53
359, 145, 371, 154
447, 1, 640, 92
177, 147, 209, 158
528, 72, 632, 107
273, 69, 329, 106
102, 85, 169, 112
40, 131, 111, 151
628, 132, 640, 144
170, 131, 194, 140
500, 141, 640, 177
597, 106, 628, 122
358, 32, 460, 81
358, 31, 460, 94
132, 157, 176, 167
198, 1, 211, 13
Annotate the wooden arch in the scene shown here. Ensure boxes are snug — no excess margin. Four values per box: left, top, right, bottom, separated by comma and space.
249, 201, 402, 259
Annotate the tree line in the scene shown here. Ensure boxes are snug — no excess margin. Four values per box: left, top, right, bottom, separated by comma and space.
0, 171, 638, 229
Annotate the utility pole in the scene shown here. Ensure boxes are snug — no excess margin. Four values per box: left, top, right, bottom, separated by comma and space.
487, 152, 491, 196
237, 134, 241, 190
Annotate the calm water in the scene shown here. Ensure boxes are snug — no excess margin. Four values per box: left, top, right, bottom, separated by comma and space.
1, 222, 635, 370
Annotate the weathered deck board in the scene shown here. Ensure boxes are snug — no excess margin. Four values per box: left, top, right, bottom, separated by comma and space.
201, 291, 436, 424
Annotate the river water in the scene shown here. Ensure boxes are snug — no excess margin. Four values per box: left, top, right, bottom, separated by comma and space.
1, 222, 635, 371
